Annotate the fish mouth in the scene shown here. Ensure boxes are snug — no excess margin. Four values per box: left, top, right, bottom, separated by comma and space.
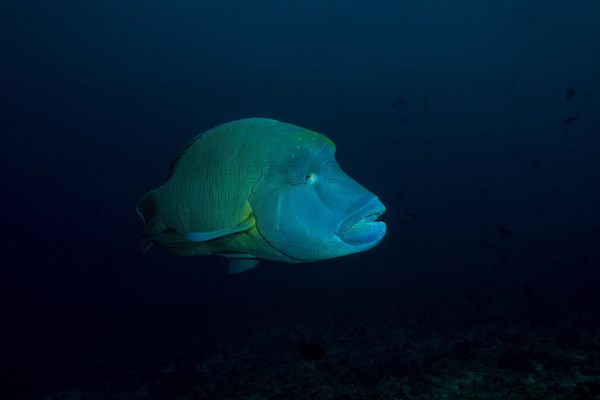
336, 197, 386, 247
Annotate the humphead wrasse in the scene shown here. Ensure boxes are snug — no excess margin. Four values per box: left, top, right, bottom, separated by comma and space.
136, 118, 386, 273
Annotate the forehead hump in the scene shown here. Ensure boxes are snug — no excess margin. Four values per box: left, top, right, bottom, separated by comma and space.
268, 123, 336, 157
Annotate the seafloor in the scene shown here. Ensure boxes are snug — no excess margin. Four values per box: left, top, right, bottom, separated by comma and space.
7, 297, 600, 400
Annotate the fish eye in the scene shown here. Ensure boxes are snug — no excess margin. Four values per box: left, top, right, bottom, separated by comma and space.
305, 172, 316, 183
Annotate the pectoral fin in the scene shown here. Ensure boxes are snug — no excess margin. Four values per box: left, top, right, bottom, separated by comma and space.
150, 229, 196, 256
184, 216, 254, 242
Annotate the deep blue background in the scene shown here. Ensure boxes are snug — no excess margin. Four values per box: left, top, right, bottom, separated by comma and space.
1, 1, 599, 389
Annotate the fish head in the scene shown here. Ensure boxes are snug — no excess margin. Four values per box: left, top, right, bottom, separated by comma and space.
250, 125, 386, 262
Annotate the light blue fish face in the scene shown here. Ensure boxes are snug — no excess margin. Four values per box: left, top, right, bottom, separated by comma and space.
250, 129, 386, 262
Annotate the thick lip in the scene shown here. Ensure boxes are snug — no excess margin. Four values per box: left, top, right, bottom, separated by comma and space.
336, 197, 386, 246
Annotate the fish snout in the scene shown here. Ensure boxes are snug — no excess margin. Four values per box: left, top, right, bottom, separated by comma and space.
336, 197, 386, 247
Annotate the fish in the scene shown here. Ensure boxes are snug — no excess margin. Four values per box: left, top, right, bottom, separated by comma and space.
136, 118, 386, 273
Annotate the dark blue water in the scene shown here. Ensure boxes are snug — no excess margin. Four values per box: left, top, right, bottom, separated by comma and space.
2, 2, 599, 399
